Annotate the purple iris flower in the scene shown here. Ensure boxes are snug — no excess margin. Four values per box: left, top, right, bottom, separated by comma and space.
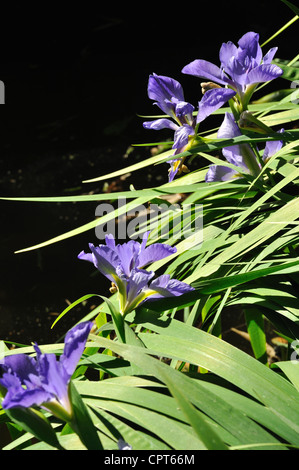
143, 73, 235, 181
78, 231, 194, 315
182, 32, 283, 110
0, 322, 92, 421
206, 113, 284, 182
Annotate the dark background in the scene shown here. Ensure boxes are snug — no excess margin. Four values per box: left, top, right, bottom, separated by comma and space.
0, 1, 297, 344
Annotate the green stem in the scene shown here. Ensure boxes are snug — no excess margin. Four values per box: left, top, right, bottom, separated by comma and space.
240, 144, 261, 177
261, 15, 299, 48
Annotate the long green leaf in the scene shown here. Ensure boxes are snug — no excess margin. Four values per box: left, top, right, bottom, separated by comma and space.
245, 309, 268, 364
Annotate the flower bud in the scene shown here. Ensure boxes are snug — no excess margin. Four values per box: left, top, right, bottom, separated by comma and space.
200, 82, 221, 95
109, 282, 118, 294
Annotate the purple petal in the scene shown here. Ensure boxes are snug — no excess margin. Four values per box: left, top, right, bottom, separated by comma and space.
1, 354, 37, 384
148, 73, 185, 102
182, 59, 232, 86
137, 243, 177, 268
148, 274, 194, 300
219, 41, 238, 70
196, 88, 236, 124
105, 233, 116, 249
263, 47, 278, 64
1, 386, 52, 410
36, 353, 69, 403
126, 269, 154, 305
116, 240, 141, 277
148, 74, 185, 114
205, 165, 240, 182
222, 147, 248, 168
217, 113, 250, 168
225, 53, 249, 86
238, 32, 262, 65
175, 101, 195, 118
0, 371, 22, 392
173, 124, 194, 149
61, 322, 93, 378
167, 158, 182, 182
217, 112, 241, 139
238, 31, 259, 47
140, 231, 151, 251
247, 63, 283, 84
143, 119, 179, 131
78, 243, 120, 282
263, 129, 284, 161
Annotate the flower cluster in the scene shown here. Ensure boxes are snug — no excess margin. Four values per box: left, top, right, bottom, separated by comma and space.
78, 231, 194, 316
182, 31, 283, 113
143, 73, 235, 181
0, 322, 92, 420
143, 32, 283, 183
206, 113, 284, 182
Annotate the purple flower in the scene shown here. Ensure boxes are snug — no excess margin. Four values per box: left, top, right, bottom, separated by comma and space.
182, 32, 283, 110
143, 73, 235, 181
262, 129, 284, 163
206, 113, 284, 182
78, 232, 194, 315
0, 322, 92, 421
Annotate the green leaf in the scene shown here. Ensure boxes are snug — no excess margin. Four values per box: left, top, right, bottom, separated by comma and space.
68, 381, 103, 450
280, 0, 299, 16
272, 361, 299, 391
156, 369, 228, 450
88, 333, 299, 447
245, 309, 268, 365
51, 294, 100, 328
3, 408, 63, 450
279, 64, 299, 82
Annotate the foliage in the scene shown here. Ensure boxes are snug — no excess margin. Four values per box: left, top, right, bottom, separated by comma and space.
1, 2, 299, 451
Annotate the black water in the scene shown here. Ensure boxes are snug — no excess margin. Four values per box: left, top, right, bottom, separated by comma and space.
0, 3, 295, 344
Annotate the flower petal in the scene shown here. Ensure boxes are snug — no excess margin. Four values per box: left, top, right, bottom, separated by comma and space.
263, 47, 278, 64
167, 158, 182, 182
238, 31, 262, 66
0, 354, 37, 384
148, 73, 185, 103
137, 243, 177, 268
173, 124, 194, 148
182, 59, 232, 86
1, 386, 52, 410
78, 243, 120, 282
105, 233, 116, 249
115, 240, 141, 277
263, 129, 284, 161
60, 322, 93, 378
205, 165, 240, 182
218, 113, 258, 171
196, 88, 236, 124
126, 269, 154, 304
36, 352, 69, 404
148, 274, 194, 300
175, 101, 195, 118
217, 112, 241, 139
140, 230, 151, 251
246, 63, 283, 84
148, 74, 185, 115
217, 113, 243, 165
219, 41, 238, 70
143, 118, 179, 131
